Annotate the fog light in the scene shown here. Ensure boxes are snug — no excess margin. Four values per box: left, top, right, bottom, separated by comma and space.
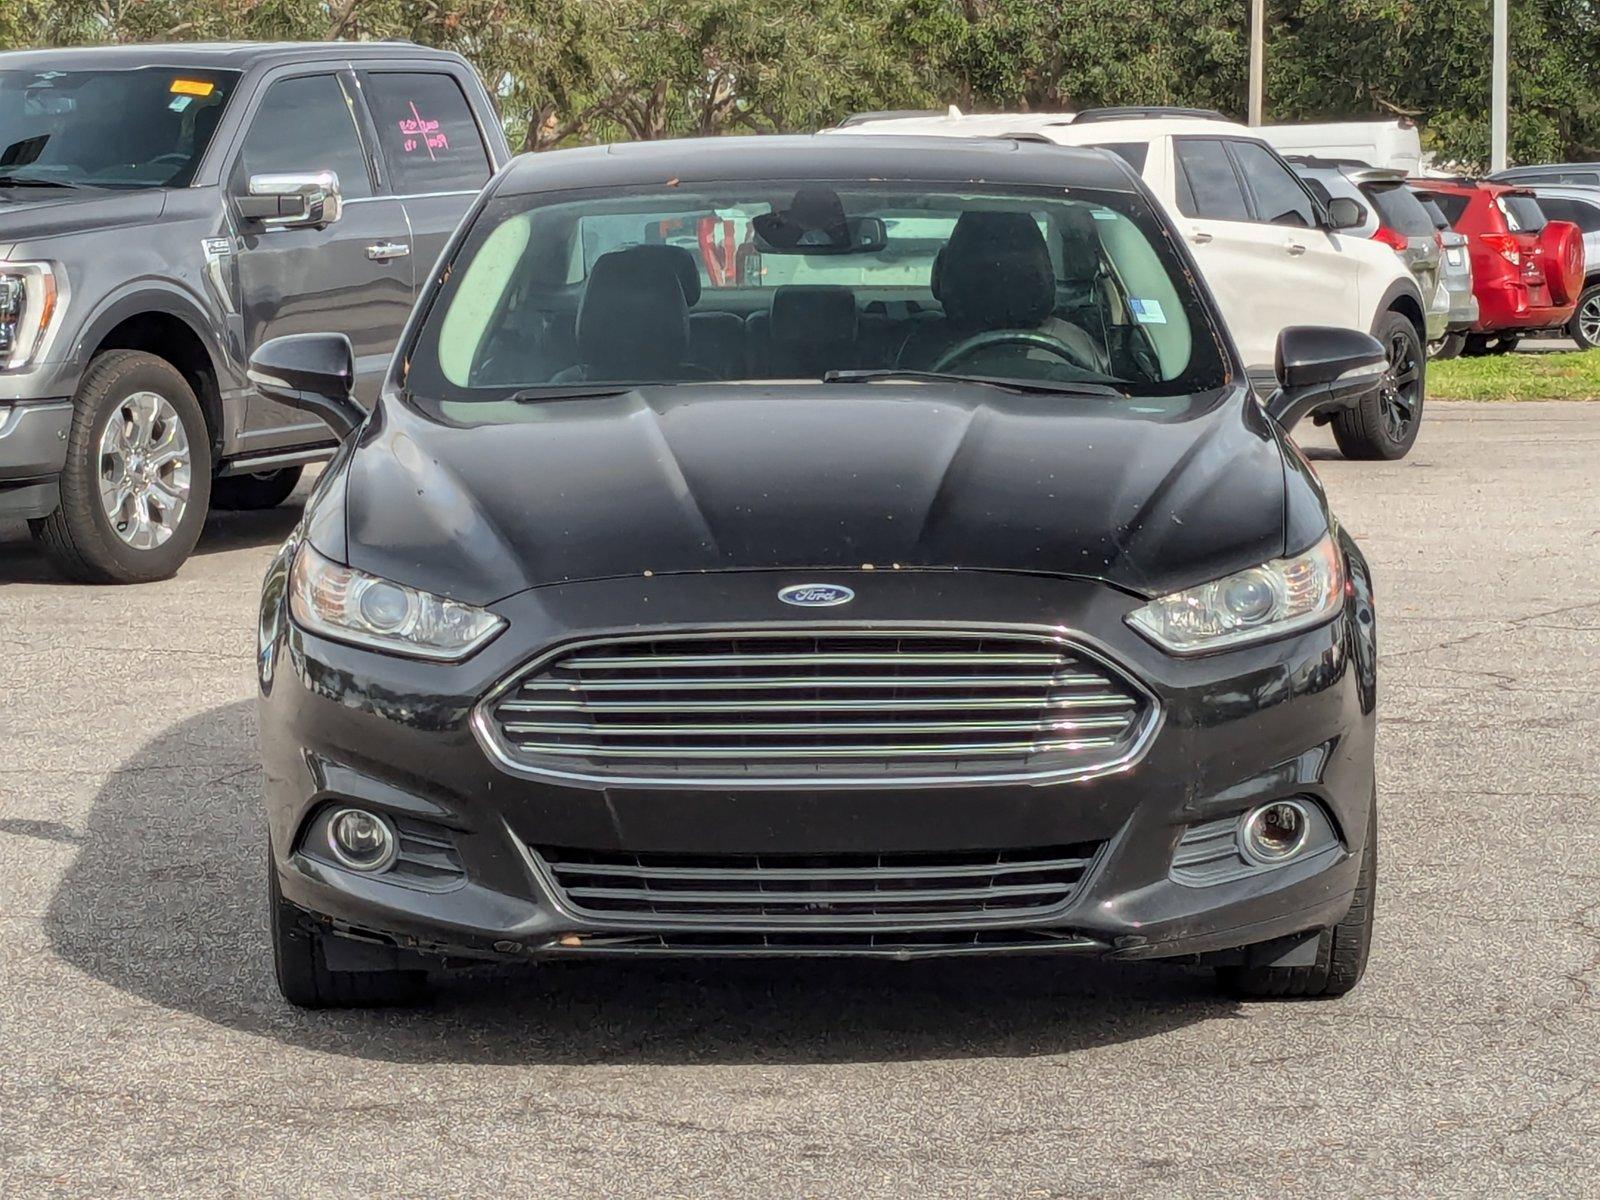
326, 807, 397, 872
1240, 800, 1311, 866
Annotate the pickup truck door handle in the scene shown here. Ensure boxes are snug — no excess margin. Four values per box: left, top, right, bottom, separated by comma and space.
366, 241, 411, 262
1284, 240, 1308, 256
1188, 230, 1213, 245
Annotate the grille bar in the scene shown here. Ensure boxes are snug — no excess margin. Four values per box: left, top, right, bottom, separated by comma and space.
480, 627, 1154, 783
534, 842, 1105, 926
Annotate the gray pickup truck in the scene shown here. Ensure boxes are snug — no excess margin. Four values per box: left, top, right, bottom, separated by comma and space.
0, 41, 508, 581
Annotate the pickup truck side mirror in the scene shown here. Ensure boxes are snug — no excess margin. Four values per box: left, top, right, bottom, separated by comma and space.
247, 333, 365, 439
237, 170, 343, 230
1263, 325, 1387, 431
1323, 195, 1366, 231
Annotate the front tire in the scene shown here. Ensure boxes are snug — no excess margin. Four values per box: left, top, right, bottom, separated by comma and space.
269, 847, 428, 1008
1217, 789, 1377, 1000
1567, 283, 1600, 350
1331, 311, 1424, 460
213, 466, 303, 511
29, 350, 212, 584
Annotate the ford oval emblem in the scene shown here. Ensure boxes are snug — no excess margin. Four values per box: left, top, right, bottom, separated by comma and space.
778, 583, 855, 608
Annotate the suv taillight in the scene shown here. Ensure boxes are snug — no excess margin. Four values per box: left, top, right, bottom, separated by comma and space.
1372, 226, 1409, 252
1480, 232, 1521, 265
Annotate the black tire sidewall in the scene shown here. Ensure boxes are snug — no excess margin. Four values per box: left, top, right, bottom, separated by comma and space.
1333, 312, 1424, 460
1568, 284, 1600, 350
54, 351, 213, 582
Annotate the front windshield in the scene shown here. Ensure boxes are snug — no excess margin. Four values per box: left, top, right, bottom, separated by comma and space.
405, 179, 1229, 403
0, 67, 238, 189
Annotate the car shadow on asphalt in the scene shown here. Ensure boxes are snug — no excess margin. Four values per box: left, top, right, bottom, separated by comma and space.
45, 699, 1239, 1066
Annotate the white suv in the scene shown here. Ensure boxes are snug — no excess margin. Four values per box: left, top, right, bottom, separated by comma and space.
831, 107, 1428, 459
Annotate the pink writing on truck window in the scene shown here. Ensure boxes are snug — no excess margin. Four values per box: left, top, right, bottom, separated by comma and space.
397, 101, 450, 159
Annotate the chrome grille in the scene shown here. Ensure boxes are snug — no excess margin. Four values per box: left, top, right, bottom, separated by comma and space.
533, 843, 1104, 927
477, 627, 1155, 784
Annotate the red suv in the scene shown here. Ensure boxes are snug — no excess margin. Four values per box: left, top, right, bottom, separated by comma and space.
1410, 178, 1583, 354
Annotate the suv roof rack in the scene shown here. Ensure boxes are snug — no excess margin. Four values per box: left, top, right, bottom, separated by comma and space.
1071, 106, 1231, 125
835, 109, 945, 128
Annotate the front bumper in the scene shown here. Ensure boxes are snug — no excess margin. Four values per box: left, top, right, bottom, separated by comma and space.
0, 399, 70, 518
258, 553, 1378, 966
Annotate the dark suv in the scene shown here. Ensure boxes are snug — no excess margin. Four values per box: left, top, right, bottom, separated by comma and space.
0, 42, 507, 582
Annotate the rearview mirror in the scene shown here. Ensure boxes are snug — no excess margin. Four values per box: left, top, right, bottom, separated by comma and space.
752, 213, 887, 255
1263, 325, 1387, 430
237, 170, 343, 230
1324, 196, 1366, 231
247, 333, 365, 439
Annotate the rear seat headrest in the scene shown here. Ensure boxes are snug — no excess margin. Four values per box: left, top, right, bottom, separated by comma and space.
771, 285, 858, 344
611, 243, 702, 306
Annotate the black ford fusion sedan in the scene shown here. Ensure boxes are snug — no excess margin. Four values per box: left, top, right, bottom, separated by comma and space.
253, 135, 1384, 1007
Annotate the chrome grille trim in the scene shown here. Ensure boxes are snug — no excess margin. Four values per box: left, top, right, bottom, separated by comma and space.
529, 842, 1106, 928
472, 624, 1160, 788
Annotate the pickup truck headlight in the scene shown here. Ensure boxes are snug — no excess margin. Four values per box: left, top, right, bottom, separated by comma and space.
289, 542, 505, 661
1126, 533, 1344, 655
0, 262, 61, 368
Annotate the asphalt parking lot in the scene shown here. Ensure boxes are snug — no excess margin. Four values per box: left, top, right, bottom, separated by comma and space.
1, 400, 1596, 1198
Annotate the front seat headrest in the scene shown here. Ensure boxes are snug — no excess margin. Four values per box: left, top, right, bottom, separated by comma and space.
614, 243, 702, 306
938, 211, 1056, 328
577, 249, 690, 376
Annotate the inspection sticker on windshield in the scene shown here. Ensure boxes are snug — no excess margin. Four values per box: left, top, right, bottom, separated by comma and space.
170, 78, 216, 97
1128, 298, 1167, 325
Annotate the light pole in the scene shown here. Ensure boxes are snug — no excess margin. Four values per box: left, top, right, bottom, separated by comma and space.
1491, 0, 1508, 170
1248, 0, 1265, 126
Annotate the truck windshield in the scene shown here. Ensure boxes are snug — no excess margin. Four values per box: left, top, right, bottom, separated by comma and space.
0, 67, 238, 189
407, 179, 1229, 403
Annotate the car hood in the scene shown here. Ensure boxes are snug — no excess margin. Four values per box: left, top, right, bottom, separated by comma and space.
339, 384, 1290, 606
0, 187, 166, 250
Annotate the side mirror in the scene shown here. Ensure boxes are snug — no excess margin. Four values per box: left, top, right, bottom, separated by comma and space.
237, 170, 343, 230
247, 333, 365, 439
1264, 325, 1387, 430
1324, 196, 1366, 231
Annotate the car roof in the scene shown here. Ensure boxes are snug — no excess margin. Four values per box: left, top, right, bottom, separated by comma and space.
827, 111, 1253, 145
1521, 183, 1600, 201
0, 41, 456, 72
494, 134, 1143, 196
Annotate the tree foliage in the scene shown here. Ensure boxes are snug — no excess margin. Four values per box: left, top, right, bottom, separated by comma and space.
2, 0, 1598, 168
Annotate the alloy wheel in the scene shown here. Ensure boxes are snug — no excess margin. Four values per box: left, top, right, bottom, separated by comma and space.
1580, 294, 1600, 347
97, 390, 192, 549
1379, 331, 1420, 444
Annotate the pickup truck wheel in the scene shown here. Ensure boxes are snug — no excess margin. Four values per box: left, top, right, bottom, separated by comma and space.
1331, 312, 1424, 460
269, 845, 429, 1009
1567, 284, 1600, 350
29, 350, 212, 583
213, 466, 304, 511
1217, 787, 1377, 1000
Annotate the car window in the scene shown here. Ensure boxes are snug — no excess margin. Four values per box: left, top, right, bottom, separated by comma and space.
1362, 183, 1435, 235
0, 66, 239, 189
1498, 194, 1547, 232
361, 71, 491, 194
1227, 140, 1316, 227
1173, 139, 1249, 221
1428, 192, 1470, 226
1533, 196, 1600, 233
1413, 193, 1451, 231
1088, 142, 1148, 172
411, 179, 1230, 402
236, 73, 372, 198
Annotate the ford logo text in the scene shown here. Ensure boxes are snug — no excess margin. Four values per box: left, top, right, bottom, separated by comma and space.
778, 583, 856, 607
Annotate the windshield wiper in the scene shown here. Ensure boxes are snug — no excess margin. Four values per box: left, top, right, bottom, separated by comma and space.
0, 175, 81, 189
501, 383, 644, 402
822, 369, 1125, 398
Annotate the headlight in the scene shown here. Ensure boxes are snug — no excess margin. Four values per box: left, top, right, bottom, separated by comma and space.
0, 261, 61, 368
1126, 532, 1344, 655
288, 542, 504, 661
